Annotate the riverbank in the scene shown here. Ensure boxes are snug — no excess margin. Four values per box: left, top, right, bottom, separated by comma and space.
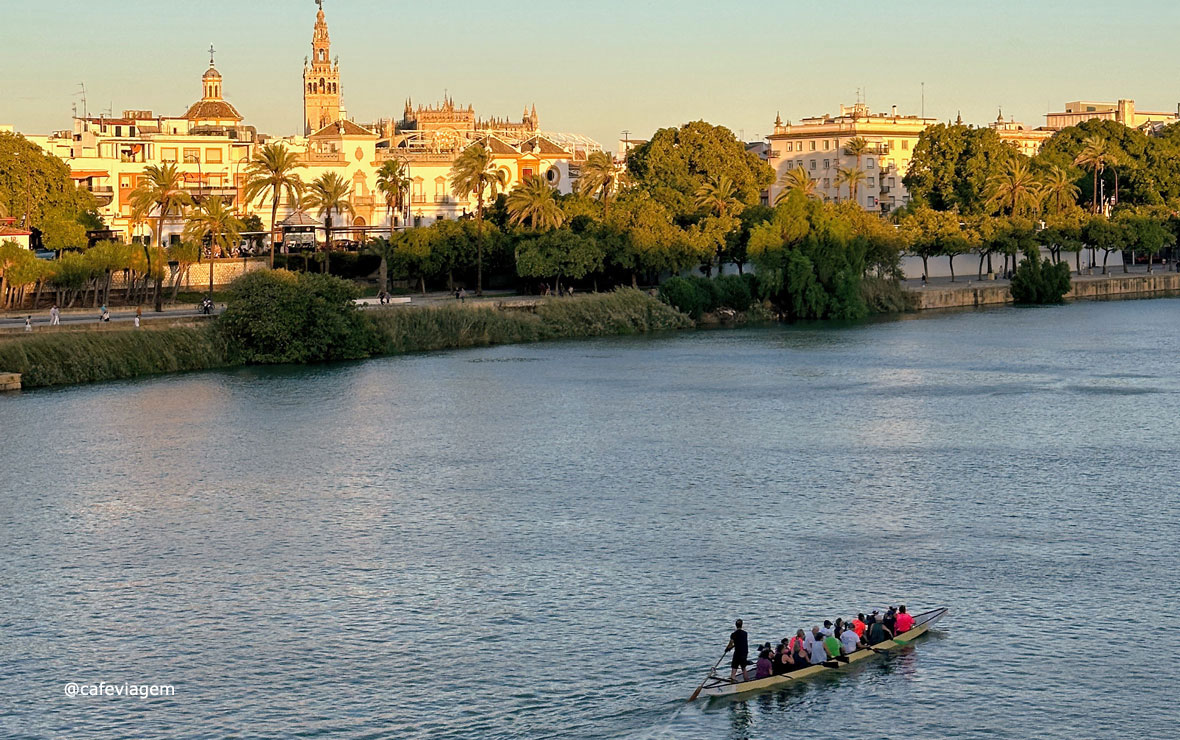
0, 289, 691, 389
907, 269, 1180, 310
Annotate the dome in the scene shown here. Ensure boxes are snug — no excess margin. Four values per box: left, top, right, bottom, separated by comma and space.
203, 66, 222, 80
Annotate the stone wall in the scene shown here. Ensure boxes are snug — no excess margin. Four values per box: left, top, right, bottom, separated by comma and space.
908, 272, 1180, 310
108, 258, 268, 290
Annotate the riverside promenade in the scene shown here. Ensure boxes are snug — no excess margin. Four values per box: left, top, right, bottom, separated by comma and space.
905, 266, 1180, 310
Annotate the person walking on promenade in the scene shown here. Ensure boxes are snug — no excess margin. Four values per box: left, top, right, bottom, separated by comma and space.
100, 304, 110, 322
459, 288, 467, 303
24, 316, 32, 332
49, 305, 60, 326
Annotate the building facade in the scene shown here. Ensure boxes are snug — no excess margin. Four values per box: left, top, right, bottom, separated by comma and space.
1044, 99, 1179, 131
766, 103, 938, 212
989, 111, 1053, 157
25, 1, 602, 245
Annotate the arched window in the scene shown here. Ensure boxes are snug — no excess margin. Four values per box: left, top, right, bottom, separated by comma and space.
319, 78, 325, 93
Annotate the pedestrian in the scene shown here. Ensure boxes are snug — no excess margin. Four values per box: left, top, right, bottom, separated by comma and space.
25, 316, 32, 332
100, 305, 111, 322
136, 305, 143, 322
49, 304, 60, 326
133, 315, 141, 329
459, 288, 466, 303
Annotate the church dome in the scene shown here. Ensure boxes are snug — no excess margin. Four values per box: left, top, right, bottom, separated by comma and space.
203, 66, 222, 80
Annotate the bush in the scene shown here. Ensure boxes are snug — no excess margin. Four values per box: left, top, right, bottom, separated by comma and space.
659, 277, 708, 319
1010, 250, 1072, 304
861, 276, 917, 314
218, 269, 381, 364
272, 252, 381, 280
714, 274, 753, 312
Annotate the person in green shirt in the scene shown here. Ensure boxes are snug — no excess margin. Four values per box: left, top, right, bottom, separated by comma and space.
823, 633, 842, 661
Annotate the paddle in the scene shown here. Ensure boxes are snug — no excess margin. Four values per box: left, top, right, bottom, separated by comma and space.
688, 651, 729, 702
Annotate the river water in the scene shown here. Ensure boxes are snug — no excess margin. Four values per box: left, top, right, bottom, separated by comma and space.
2, 298, 1178, 739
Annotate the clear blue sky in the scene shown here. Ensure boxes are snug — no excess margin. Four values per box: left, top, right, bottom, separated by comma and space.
3, 0, 1179, 150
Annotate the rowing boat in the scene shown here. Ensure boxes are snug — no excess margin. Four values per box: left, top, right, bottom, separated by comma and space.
689, 607, 948, 701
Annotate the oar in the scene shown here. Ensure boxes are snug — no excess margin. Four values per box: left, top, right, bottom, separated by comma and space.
688, 652, 728, 702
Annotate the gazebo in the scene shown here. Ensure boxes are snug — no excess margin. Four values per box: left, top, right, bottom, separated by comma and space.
277, 211, 322, 252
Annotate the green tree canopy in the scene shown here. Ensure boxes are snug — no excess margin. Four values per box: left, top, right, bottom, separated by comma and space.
904, 123, 1023, 213
625, 121, 774, 221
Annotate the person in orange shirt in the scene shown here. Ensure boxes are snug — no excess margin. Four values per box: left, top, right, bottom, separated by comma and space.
852, 613, 867, 638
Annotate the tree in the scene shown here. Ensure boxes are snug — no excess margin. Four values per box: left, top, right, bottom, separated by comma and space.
775, 166, 818, 204
1083, 216, 1132, 274
835, 166, 867, 205
376, 158, 411, 228
0, 132, 96, 234
1073, 136, 1117, 213
243, 142, 304, 268
625, 121, 774, 219
506, 176, 565, 230
1118, 211, 1174, 273
514, 228, 604, 294
184, 197, 244, 259
576, 151, 619, 217
904, 123, 1022, 213
128, 163, 193, 311
986, 160, 1043, 216
1010, 247, 1072, 304
843, 137, 870, 171
366, 236, 397, 295
392, 228, 437, 294
901, 206, 968, 281
167, 239, 201, 302
450, 142, 509, 294
38, 208, 88, 252
303, 172, 356, 273
1040, 166, 1082, 216
693, 175, 741, 273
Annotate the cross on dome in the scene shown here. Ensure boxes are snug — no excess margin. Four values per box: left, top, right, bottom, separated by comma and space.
209, 44, 216, 66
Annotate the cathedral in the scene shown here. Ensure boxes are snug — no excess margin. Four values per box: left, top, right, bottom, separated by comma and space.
301, 1, 541, 146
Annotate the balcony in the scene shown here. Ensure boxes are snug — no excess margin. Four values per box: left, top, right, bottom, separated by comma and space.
307, 151, 346, 164
412, 194, 427, 204
434, 194, 454, 204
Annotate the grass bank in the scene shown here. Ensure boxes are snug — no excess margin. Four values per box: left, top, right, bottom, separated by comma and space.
0, 289, 691, 389
0, 326, 232, 388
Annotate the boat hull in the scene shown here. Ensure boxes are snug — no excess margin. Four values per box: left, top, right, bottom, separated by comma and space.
693, 607, 948, 701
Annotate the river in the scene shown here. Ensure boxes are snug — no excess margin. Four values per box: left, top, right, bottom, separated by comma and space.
2, 298, 1177, 739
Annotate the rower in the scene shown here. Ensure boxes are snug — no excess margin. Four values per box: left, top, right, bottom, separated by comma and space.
852, 613, 867, 638
823, 631, 842, 661
866, 615, 894, 645
808, 631, 830, 665
895, 605, 915, 634
839, 624, 865, 655
725, 619, 750, 682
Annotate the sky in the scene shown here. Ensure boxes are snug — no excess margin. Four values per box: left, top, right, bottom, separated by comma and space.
3, 0, 1180, 152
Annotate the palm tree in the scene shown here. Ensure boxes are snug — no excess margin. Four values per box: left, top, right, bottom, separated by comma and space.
835, 166, 867, 205
376, 158, 411, 230
775, 166, 818, 204
986, 160, 1042, 216
128, 163, 193, 311
242, 142, 304, 268
366, 236, 397, 296
507, 176, 565, 230
303, 172, 356, 273
183, 197, 243, 297
183, 197, 244, 258
694, 175, 740, 219
1041, 166, 1082, 216
1073, 136, 1117, 214
576, 151, 619, 216
449, 142, 509, 294
843, 137, 870, 171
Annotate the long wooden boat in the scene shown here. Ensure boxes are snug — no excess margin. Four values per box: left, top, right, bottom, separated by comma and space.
690, 607, 948, 701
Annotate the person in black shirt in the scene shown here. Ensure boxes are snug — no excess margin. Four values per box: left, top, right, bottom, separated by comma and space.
725, 619, 750, 682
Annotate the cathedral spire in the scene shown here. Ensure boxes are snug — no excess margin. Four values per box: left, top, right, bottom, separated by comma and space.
304, 0, 341, 134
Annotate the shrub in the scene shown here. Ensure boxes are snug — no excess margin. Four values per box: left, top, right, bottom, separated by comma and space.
861, 276, 917, 314
659, 276, 708, 319
218, 269, 381, 363
1010, 250, 1072, 304
714, 274, 753, 312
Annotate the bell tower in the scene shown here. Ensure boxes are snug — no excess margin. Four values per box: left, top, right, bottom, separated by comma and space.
303, 0, 341, 135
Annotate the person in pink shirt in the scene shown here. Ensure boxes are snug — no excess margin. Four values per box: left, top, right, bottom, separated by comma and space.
894, 605, 915, 634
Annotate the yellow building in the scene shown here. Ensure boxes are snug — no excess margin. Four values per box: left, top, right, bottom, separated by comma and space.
767, 103, 938, 212
989, 111, 1054, 157
1044, 99, 1179, 131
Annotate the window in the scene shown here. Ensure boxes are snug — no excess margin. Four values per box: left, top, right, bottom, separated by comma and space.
823, 159, 830, 170
889, 178, 896, 187
867, 158, 875, 169
183, 148, 200, 163
890, 140, 897, 150
823, 178, 830, 188
902, 140, 909, 151
206, 148, 223, 164
868, 178, 876, 187
823, 140, 830, 150
809, 160, 816, 170
161, 148, 177, 163
888, 159, 896, 169
809, 141, 816, 151
120, 175, 131, 189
